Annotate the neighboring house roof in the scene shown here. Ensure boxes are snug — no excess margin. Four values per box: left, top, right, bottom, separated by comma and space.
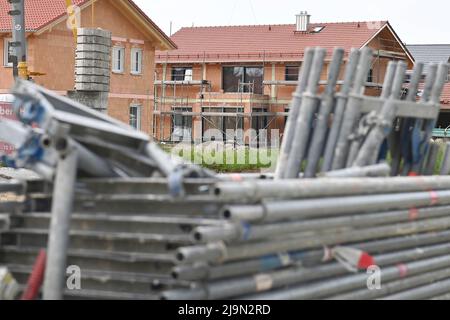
156, 21, 409, 63
407, 44, 450, 64
418, 82, 450, 106
441, 83, 450, 106
407, 44, 450, 75
0, 0, 88, 32
0, 0, 176, 50
408, 45, 450, 105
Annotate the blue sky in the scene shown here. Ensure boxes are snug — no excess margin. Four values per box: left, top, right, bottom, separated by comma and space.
134, 0, 449, 44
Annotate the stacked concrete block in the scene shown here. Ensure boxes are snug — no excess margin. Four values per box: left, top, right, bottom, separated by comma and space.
75, 28, 112, 92
71, 28, 112, 112
67, 90, 110, 113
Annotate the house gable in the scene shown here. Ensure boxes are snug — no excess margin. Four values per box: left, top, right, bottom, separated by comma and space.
0, 0, 175, 50
365, 22, 415, 68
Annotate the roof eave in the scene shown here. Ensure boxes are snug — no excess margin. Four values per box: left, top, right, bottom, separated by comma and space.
119, 0, 177, 50
0, 30, 37, 34
361, 21, 415, 65
7, 0, 177, 51
33, 0, 93, 36
385, 21, 415, 64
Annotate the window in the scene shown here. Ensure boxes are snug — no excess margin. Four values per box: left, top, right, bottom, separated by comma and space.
252, 108, 268, 131
172, 107, 192, 142
202, 107, 244, 143
252, 108, 269, 147
404, 71, 426, 84
3, 38, 13, 67
171, 67, 193, 81
312, 26, 325, 33
131, 48, 143, 75
129, 105, 141, 130
285, 65, 300, 81
284, 107, 290, 130
112, 46, 125, 73
223, 67, 244, 93
367, 69, 374, 83
404, 73, 411, 84
245, 67, 263, 94
222, 66, 263, 94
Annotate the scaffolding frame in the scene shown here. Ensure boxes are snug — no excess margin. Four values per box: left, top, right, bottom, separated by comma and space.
153, 43, 410, 146
153, 52, 282, 146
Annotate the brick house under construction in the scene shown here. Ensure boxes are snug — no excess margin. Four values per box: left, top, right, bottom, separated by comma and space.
154, 13, 414, 144
0, 0, 175, 136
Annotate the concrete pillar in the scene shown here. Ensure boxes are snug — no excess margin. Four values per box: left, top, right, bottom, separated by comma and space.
162, 63, 168, 101
271, 63, 276, 99
194, 117, 203, 145
202, 63, 207, 81
69, 28, 112, 113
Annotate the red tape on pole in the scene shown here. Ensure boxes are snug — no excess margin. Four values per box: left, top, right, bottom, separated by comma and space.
396, 263, 409, 278
21, 249, 46, 300
357, 252, 375, 269
429, 190, 439, 206
231, 174, 243, 182
409, 207, 419, 221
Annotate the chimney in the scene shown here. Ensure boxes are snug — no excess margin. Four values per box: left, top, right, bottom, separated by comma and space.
296, 11, 311, 32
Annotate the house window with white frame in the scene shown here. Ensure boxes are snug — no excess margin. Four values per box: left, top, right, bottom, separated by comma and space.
171, 67, 193, 81
131, 47, 143, 75
172, 106, 193, 142
129, 105, 142, 131
112, 46, 125, 73
3, 38, 13, 67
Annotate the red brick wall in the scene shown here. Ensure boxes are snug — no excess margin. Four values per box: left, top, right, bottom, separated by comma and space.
154, 25, 415, 141
0, 0, 161, 135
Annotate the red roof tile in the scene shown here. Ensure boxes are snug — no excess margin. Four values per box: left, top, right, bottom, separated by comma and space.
156, 21, 388, 63
0, 0, 88, 32
441, 83, 450, 105
0, 0, 175, 48
419, 82, 450, 108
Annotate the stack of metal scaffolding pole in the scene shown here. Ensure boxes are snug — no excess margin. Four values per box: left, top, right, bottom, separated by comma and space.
331, 47, 374, 171
321, 49, 361, 173
0, 80, 214, 183
0, 47, 450, 301
3, 157, 450, 301
284, 48, 326, 179
155, 173, 450, 300
304, 48, 344, 178
275, 48, 314, 179
272, 44, 447, 178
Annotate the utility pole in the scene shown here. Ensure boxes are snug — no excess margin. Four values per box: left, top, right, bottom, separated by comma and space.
8, 0, 27, 79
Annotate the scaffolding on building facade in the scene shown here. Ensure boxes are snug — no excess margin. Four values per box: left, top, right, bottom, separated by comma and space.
152, 40, 409, 146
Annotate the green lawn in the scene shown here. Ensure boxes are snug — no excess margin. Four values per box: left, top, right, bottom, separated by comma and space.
160, 143, 278, 173
160, 140, 450, 174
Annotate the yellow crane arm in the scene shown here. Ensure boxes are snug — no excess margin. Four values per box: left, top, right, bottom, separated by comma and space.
65, 0, 78, 44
